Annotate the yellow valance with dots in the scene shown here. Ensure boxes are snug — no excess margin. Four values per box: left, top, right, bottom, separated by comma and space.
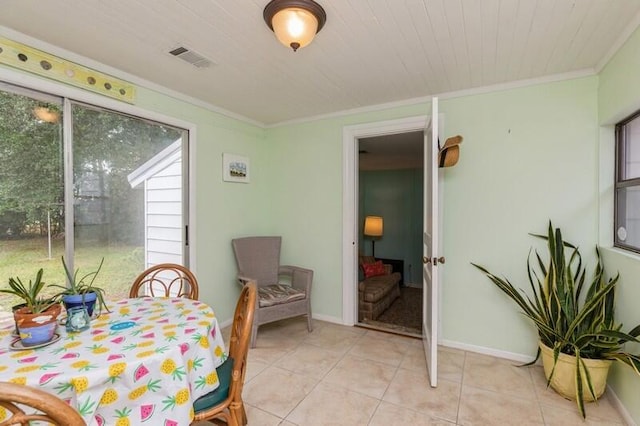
0, 37, 135, 104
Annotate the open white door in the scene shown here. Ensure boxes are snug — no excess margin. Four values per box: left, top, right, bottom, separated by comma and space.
422, 97, 441, 387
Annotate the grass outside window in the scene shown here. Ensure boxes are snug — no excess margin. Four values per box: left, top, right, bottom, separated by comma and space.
0, 238, 143, 322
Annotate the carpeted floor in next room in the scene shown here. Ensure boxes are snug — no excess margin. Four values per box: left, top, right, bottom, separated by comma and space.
362, 287, 422, 336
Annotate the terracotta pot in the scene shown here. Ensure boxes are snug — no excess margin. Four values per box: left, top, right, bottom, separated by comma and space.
539, 341, 612, 402
11, 303, 27, 335
14, 303, 61, 347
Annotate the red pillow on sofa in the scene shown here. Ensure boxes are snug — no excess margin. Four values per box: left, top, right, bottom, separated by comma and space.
362, 260, 386, 278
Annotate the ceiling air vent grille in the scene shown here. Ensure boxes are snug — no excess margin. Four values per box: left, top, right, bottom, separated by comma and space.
168, 46, 213, 68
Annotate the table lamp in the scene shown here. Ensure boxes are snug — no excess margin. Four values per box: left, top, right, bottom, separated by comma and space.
364, 216, 383, 257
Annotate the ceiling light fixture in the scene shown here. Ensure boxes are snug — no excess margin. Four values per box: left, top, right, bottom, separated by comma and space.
263, 0, 326, 52
33, 106, 60, 123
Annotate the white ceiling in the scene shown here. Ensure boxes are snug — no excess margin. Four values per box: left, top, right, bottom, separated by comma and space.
1, 1, 640, 126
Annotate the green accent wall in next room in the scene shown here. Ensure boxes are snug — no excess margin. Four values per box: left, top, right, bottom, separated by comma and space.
359, 168, 423, 286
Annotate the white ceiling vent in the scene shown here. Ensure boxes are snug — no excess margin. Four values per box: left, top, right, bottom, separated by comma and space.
168, 46, 214, 68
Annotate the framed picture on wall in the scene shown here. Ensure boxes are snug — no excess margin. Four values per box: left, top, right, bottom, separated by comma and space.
222, 153, 250, 183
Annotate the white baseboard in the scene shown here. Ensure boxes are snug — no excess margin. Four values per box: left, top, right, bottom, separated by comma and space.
219, 318, 233, 329
606, 384, 637, 426
219, 313, 345, 330
440, 338, 536, 364
312, 313, 347, 325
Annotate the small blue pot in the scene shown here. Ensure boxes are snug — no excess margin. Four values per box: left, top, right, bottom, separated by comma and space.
62, 292, 98, 317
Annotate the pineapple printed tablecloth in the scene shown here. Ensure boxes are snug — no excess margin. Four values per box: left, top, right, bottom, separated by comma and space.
0, 297, 227, 426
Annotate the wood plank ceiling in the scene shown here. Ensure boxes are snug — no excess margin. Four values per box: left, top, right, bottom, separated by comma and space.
0, 0, 639, 126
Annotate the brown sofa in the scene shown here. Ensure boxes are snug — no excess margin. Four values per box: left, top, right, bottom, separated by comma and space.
358, 257, 401, 321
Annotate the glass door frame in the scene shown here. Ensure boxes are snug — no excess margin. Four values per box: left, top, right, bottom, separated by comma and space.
0, 78, 193, 280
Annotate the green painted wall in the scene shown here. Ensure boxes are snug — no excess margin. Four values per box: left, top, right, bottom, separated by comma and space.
359, 169, 423, 285
439, 77, 599, 355
597, 24, 640, 425
266, 76, 600, 344
261, 121, 345, 318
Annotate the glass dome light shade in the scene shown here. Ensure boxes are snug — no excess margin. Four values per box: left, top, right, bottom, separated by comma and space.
271, 8, 319, 51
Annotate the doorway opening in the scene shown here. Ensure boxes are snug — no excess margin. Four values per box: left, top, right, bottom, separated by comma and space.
343, 104, 441, 385
356, 131, 424, 337
341, 115, 430, 327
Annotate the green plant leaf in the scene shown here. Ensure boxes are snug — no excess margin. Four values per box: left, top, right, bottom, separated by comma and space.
607, 353, 640, 375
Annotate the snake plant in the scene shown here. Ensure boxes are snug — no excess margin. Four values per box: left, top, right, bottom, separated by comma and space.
472, 221, 640, 417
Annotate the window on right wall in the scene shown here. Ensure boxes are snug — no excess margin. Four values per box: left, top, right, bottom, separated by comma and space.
615, 110, 640, 253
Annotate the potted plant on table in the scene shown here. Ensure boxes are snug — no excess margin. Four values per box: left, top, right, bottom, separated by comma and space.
472, 222, 640, 418
0, 268, 61, 346
50, 256, 109, 317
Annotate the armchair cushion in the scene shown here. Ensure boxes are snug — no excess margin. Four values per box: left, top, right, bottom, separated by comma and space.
258, 284, 306, 308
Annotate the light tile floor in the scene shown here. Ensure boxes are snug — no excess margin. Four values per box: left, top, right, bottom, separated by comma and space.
199, 318, 628, 426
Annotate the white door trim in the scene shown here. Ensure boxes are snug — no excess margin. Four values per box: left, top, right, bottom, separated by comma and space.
342, 115, 429, 325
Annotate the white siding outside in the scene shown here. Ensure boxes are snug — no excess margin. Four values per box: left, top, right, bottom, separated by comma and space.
147, 227, 182, 241
128, 140, 183, 270
147, 251, 182, 265
147, 202, 181, 215
147, 188, 182, 202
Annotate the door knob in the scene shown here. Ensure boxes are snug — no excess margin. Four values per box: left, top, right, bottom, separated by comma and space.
423, 256, 431, 264
423, 256, 445, 265
436, 256, 445, 265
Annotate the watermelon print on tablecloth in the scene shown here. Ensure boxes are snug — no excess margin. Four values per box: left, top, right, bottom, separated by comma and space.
133, 364, 150, 382
140, 404, 155, 422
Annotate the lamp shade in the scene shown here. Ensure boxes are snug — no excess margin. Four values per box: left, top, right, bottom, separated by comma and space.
264, 0, 327, 52
364, 216, 383, 237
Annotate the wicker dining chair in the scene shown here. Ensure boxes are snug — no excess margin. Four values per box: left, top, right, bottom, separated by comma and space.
192, 281, 257, 426
129, 263, 199, 300
0, 381, 86, 426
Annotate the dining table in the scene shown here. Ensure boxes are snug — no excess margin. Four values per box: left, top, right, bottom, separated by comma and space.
0, 297, 227, 426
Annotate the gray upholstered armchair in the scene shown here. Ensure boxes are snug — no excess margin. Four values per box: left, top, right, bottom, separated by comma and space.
231, 236, 313, 347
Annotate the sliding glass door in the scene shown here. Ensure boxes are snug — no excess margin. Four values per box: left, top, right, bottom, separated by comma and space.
0, 83, 188, 322
0, 84, 64, 322
69, 101, 186, 302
